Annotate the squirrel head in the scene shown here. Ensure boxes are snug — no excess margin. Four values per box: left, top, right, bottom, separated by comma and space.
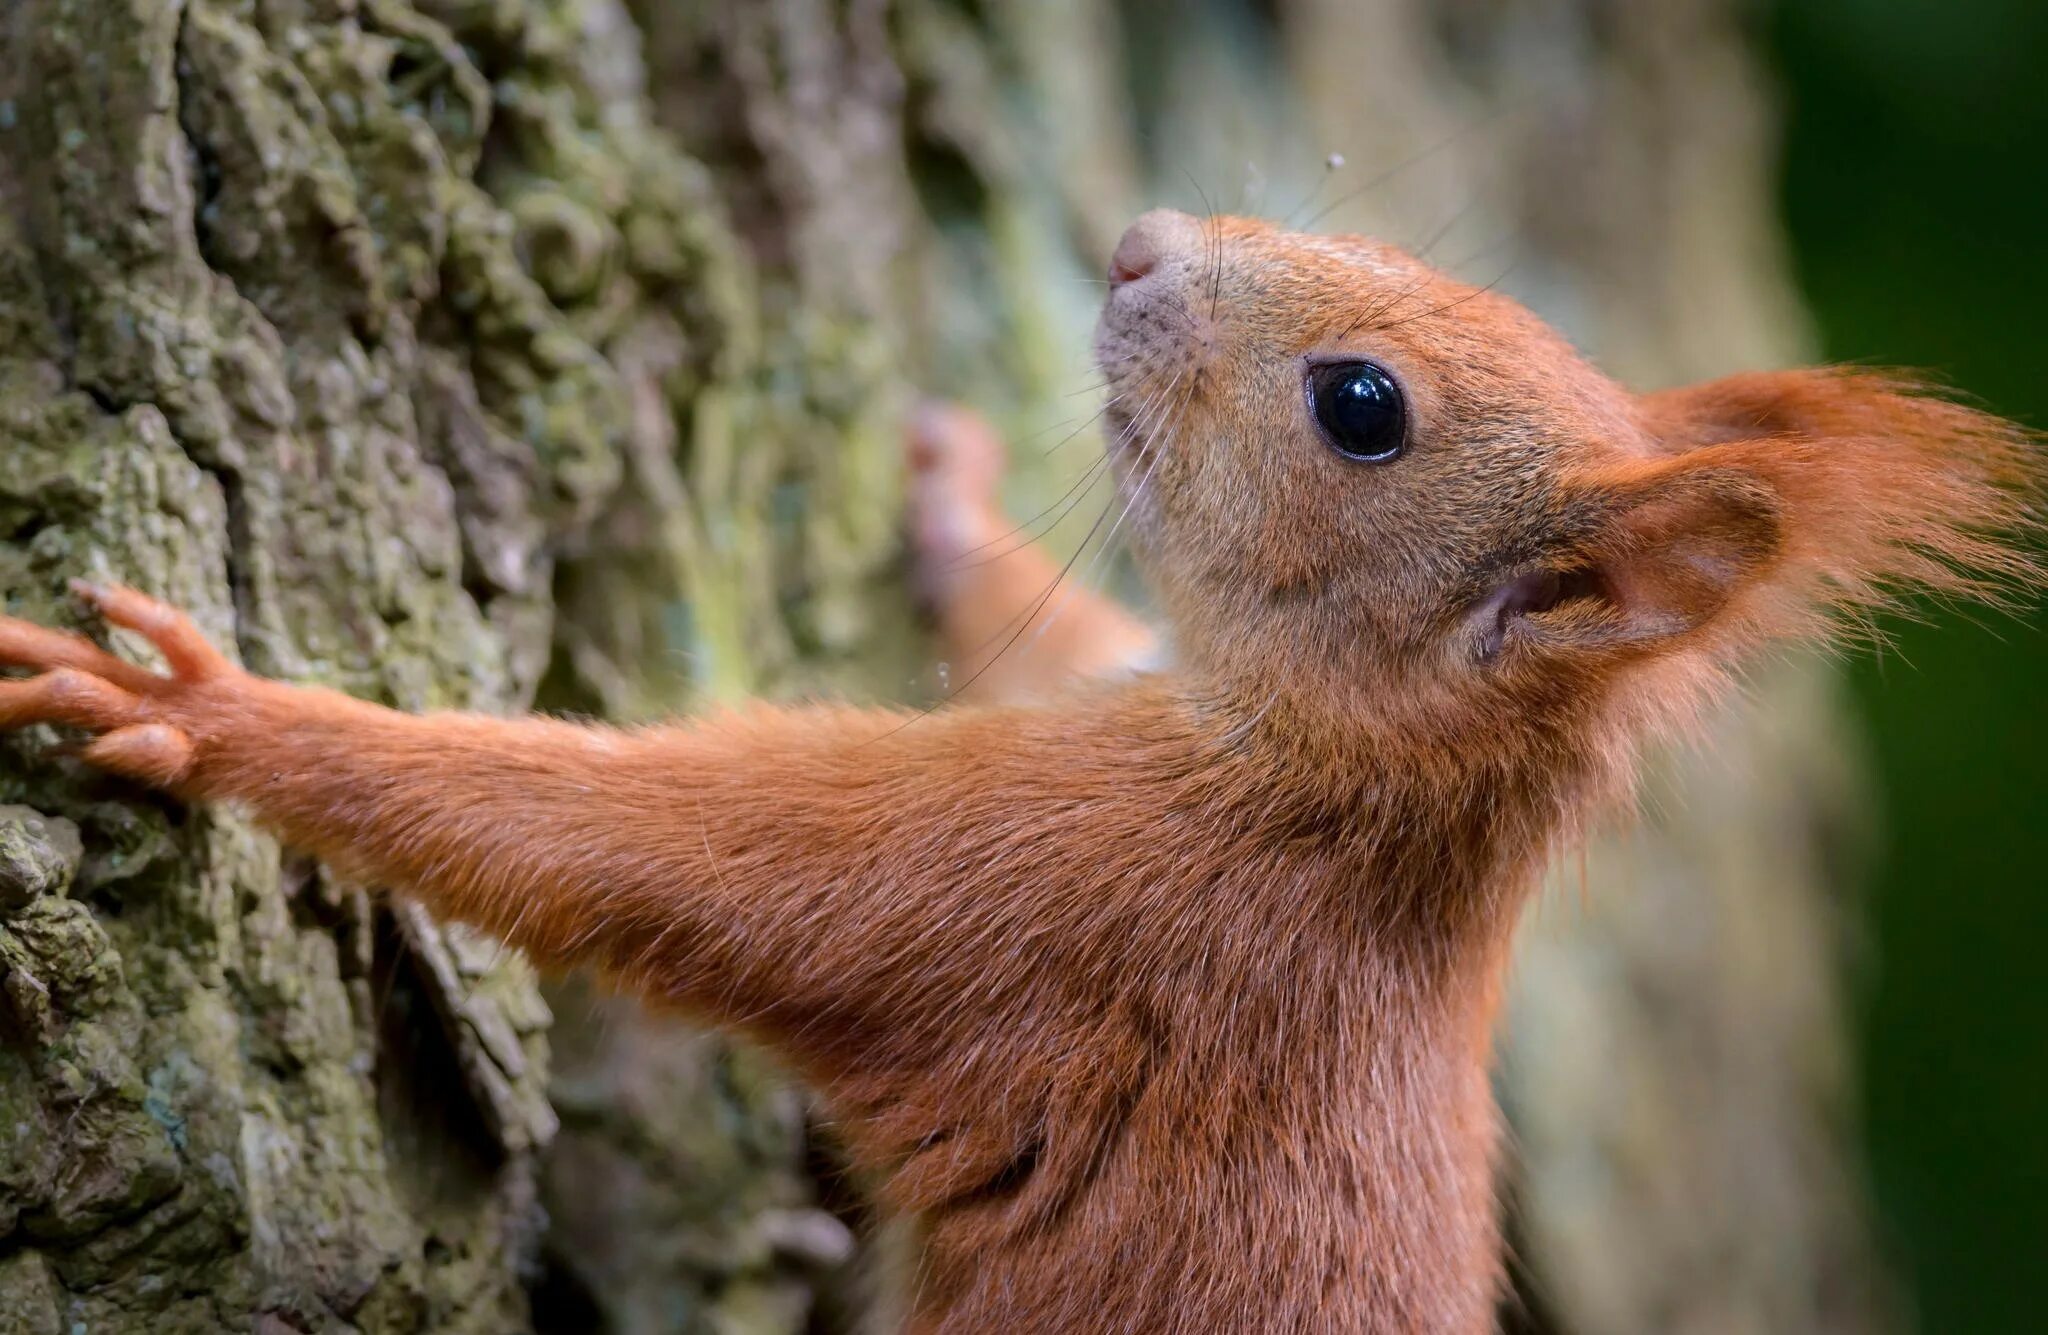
1095, 209, 2042, 757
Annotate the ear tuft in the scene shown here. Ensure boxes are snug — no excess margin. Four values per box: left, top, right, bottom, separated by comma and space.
1481, 369, 2043, 670
1638, 369, 2047, 635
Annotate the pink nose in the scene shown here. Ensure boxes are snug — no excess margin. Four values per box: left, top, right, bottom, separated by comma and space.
1107, 209, 1201, 288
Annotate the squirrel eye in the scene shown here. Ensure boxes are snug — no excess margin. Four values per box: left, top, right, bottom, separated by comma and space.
1307, 361, 1406, 463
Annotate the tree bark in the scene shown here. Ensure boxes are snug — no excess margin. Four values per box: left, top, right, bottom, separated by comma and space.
0, 1, 1885, 1332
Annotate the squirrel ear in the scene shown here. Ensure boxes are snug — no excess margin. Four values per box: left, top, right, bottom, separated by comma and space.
1639, 370, 1821, 451
1475, 463, 1783, 661
1483, 367, 2040, 666
1644, 367, 2042, 604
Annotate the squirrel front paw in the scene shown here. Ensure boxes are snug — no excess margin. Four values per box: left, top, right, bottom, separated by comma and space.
0, 582, 239, 790
905, 402, 1011, 598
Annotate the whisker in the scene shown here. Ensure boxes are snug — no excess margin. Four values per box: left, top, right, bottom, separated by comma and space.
935, 401, 1120, 573
1441, 230, 1518, 275
1007, 412, 1095, 447
1026, 368, 1192, 655
872, 490, 1126, 744
1278, 151, 1348, 231
1411, 187, 1485, 263
1040, 382, 1187, 651
944, 390, 1174, 650
1297, 104, 1516, 232
1208, 205, 1224, 322
1181, 168, 1225, 324
946, 455, 1113, 575
1031, 395, 1116, 461
1335, 272, 1437, 343
1369, 260, 1517, 333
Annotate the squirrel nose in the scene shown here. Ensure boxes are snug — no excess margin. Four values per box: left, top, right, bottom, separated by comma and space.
1108, 209, 1201, 288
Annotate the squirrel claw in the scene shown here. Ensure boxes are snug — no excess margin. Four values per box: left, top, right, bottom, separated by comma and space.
67, 583, 230, 683
0, 584, 225, 790
0, 670, 144, 732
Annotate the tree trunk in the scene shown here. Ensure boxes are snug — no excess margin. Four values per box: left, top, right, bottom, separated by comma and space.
0, 1, 1884, 1332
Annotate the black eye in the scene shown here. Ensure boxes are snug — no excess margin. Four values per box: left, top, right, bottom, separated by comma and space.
1307, 361, 1406, 463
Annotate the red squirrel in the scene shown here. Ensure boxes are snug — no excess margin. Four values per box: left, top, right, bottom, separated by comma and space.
1, 209, 2039, 1332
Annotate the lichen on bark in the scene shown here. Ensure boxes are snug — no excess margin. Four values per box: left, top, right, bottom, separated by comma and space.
0, 0, 868, 1328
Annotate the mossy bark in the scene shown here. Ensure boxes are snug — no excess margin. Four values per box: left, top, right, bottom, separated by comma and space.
0, 0, 902, 1327
0, 1, 1884, 1332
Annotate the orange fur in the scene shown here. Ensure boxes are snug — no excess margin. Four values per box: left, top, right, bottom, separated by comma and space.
2, 211, 2040, 1332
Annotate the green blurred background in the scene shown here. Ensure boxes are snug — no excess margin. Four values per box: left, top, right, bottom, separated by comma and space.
1771, 1, 2048, 1330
